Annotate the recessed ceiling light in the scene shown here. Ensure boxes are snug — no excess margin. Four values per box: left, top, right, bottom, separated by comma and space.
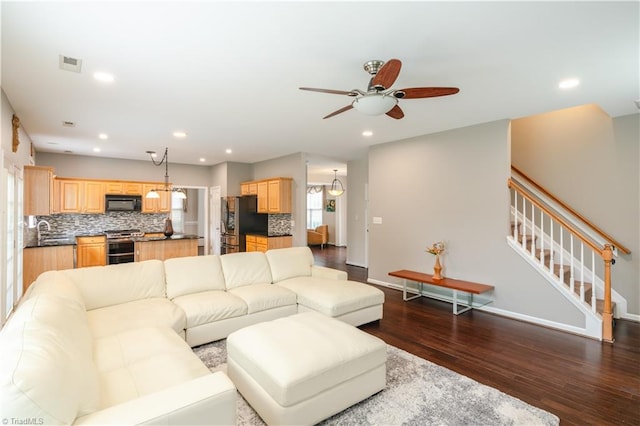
199, 158, 206, 163
93, 72, 115, 83
225, 149, 232, 154
150, 152, 157, 158
173, 131, 187, 138
98, 133, 108, 140
558, 78, 580, 89
362, 130, 373, 137
93, 147, 101, 153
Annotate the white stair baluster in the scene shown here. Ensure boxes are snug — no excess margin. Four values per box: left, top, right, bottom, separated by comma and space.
569, 234, 575, 294
591, 251, 597, 312
559, 228, 564, 284
513, 189, 518, 240
521, 197, 527, 250
549, 218, 554, 274
580, 243, 585, 302
530, 201, 535, 257
539, 210, 544, 266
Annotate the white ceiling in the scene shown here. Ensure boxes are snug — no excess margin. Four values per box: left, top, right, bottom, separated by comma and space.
2, 1, 638, 177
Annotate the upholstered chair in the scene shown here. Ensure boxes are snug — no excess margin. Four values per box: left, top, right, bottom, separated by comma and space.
307, 225, 328, 249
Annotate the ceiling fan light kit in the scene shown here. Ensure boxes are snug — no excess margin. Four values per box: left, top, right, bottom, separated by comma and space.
352, 94, 397, 115
300, 58, 459, 119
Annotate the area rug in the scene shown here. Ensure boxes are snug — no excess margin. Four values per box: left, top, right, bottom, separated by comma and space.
194, 340, 559, 426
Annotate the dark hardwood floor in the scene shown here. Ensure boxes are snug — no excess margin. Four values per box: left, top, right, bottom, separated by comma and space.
311, 245, 640, 426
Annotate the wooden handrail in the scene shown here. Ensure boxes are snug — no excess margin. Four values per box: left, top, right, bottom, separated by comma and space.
509, 179, 605, 257
511, 166, 630, 255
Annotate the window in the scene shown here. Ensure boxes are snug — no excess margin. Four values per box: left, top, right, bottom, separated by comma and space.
171, 192, 185, 234
306, 187, 323, 229
2, 154, 23, 325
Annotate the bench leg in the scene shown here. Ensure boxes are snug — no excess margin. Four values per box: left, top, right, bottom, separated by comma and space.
403, 279, 423, 302
452, 290, 473, 315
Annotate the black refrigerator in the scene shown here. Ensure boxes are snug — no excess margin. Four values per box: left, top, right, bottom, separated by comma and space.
220, 195, 268, 253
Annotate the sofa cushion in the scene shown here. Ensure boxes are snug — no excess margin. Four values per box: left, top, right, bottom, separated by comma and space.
94, 327, 210, 410
24, 270, 86, 309
220, 251, 273, 290
63, 260, 166, 310
0, 294, 100, 424
164, 255, 226, 299
265, 247, 314, 283
277, 277, 385, 317
87, 298, 186, 339
172, 290, 248, 328
228, 284, 297, 314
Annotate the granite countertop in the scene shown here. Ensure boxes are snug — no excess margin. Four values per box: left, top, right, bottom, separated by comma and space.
25, 233, 199, 248
132, 234, 199, 242
245, 232, 293, 237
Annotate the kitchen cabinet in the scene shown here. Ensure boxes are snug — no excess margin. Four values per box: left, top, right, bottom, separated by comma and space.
267, 178, 292, 213
23, 245, 74, 292
245, 234, 292, 253
142, 184, 171, 213
256, 181, 269, 213
240, 182, 258, 195
24, 165, 54, 216
57, 179, 105, 214
105, 181, 143, 195
76, 235, 106, 268
135, 238, 197, 261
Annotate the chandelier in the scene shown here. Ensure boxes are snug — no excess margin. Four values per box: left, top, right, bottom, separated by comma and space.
145, 148, 186, 200
327, 169, 345, 197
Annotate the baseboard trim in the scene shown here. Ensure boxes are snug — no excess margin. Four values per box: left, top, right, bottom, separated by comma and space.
368, 278, 601, 339
347, 261, 367, 268
621, 312, 640, 322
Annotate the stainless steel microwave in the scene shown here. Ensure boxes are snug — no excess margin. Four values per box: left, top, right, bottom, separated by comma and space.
105, 195, 142, 212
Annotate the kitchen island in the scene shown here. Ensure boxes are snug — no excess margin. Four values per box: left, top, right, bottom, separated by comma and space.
134, 234, 198, 261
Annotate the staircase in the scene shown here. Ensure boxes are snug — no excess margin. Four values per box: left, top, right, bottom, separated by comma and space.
508, 167, 630, 342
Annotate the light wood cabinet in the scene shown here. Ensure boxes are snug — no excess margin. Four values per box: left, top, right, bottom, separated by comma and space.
245, 234, 292, 253
57, 179, 105, 214
24, 166, 54, 216
267, 178, 292, 213
105, 181, 143, 195
23, 245, 75, 292
257, 181, 269, 213
241, 182, 258, 195
135, 238, 197, 261
142, 184, 171, 213
76, 235, 106, 268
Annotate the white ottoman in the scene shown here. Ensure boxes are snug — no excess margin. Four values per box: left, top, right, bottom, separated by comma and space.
226, 312, 387, 425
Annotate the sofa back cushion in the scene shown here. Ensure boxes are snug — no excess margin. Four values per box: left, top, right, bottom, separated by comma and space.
0, 294, 100, 424
24, 270, 86, 309
165, 255, 226, 299
62, 260, 165, 310
266, 246, 314, 283
220, 251, 272, 290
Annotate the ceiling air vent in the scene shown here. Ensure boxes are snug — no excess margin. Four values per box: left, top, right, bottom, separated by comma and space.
59, 55, 82, 73
62, 120, 76, 127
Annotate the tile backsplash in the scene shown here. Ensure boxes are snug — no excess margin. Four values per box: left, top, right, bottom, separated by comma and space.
268, 214, 292, 235
25, 211, 169, 246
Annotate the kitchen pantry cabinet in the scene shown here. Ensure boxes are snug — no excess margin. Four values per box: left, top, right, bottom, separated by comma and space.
24, 165, 54, 216
57, 179, 106, 214
245, 234, 292, 253
76, 235, 106, 268
23, 245, 74, 292
141, 184, 171, 213
135, 238, 197, 261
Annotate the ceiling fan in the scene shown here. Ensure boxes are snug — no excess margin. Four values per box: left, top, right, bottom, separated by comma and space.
300, 59, 459, 120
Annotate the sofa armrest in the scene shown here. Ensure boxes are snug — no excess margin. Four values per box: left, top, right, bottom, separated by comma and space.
74, 372, 236, 425
311, 265, 348, 281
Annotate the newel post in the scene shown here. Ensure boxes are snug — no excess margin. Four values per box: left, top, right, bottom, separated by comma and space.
602, 244, 614, 343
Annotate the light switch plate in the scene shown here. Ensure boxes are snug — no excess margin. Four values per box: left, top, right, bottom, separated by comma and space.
372, 217, 383, 224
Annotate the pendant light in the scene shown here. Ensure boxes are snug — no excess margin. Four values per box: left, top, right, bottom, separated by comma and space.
145, 148, 187, 200
327, 169, 345, 197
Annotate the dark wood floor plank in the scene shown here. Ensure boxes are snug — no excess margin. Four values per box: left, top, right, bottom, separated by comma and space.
311, 246, 640, 426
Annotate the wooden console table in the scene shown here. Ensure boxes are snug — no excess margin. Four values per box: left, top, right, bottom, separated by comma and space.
388, 269, 494, 315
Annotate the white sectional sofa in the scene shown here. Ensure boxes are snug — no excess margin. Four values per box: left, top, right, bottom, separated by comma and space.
0, 246, 384, 425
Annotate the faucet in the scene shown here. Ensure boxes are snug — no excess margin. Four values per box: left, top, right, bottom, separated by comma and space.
36, 220, 51, 244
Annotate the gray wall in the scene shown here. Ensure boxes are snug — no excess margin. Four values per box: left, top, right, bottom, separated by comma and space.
35, 152, 211, 187
253, 153, 306, 247
346, 156, 368, 267
2, 89, 32, 168
511, 106, 639, 315
367, 120, 585, 327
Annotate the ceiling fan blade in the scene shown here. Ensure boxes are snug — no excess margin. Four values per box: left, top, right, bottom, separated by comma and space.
299, 87, 356, 96
395, 87, 460, 99
372, 59, 402, 90
323, 105, 354, 119
386, 105, 404, 120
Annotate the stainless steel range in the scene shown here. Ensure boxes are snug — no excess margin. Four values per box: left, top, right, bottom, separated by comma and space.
105, 229, 144, 265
